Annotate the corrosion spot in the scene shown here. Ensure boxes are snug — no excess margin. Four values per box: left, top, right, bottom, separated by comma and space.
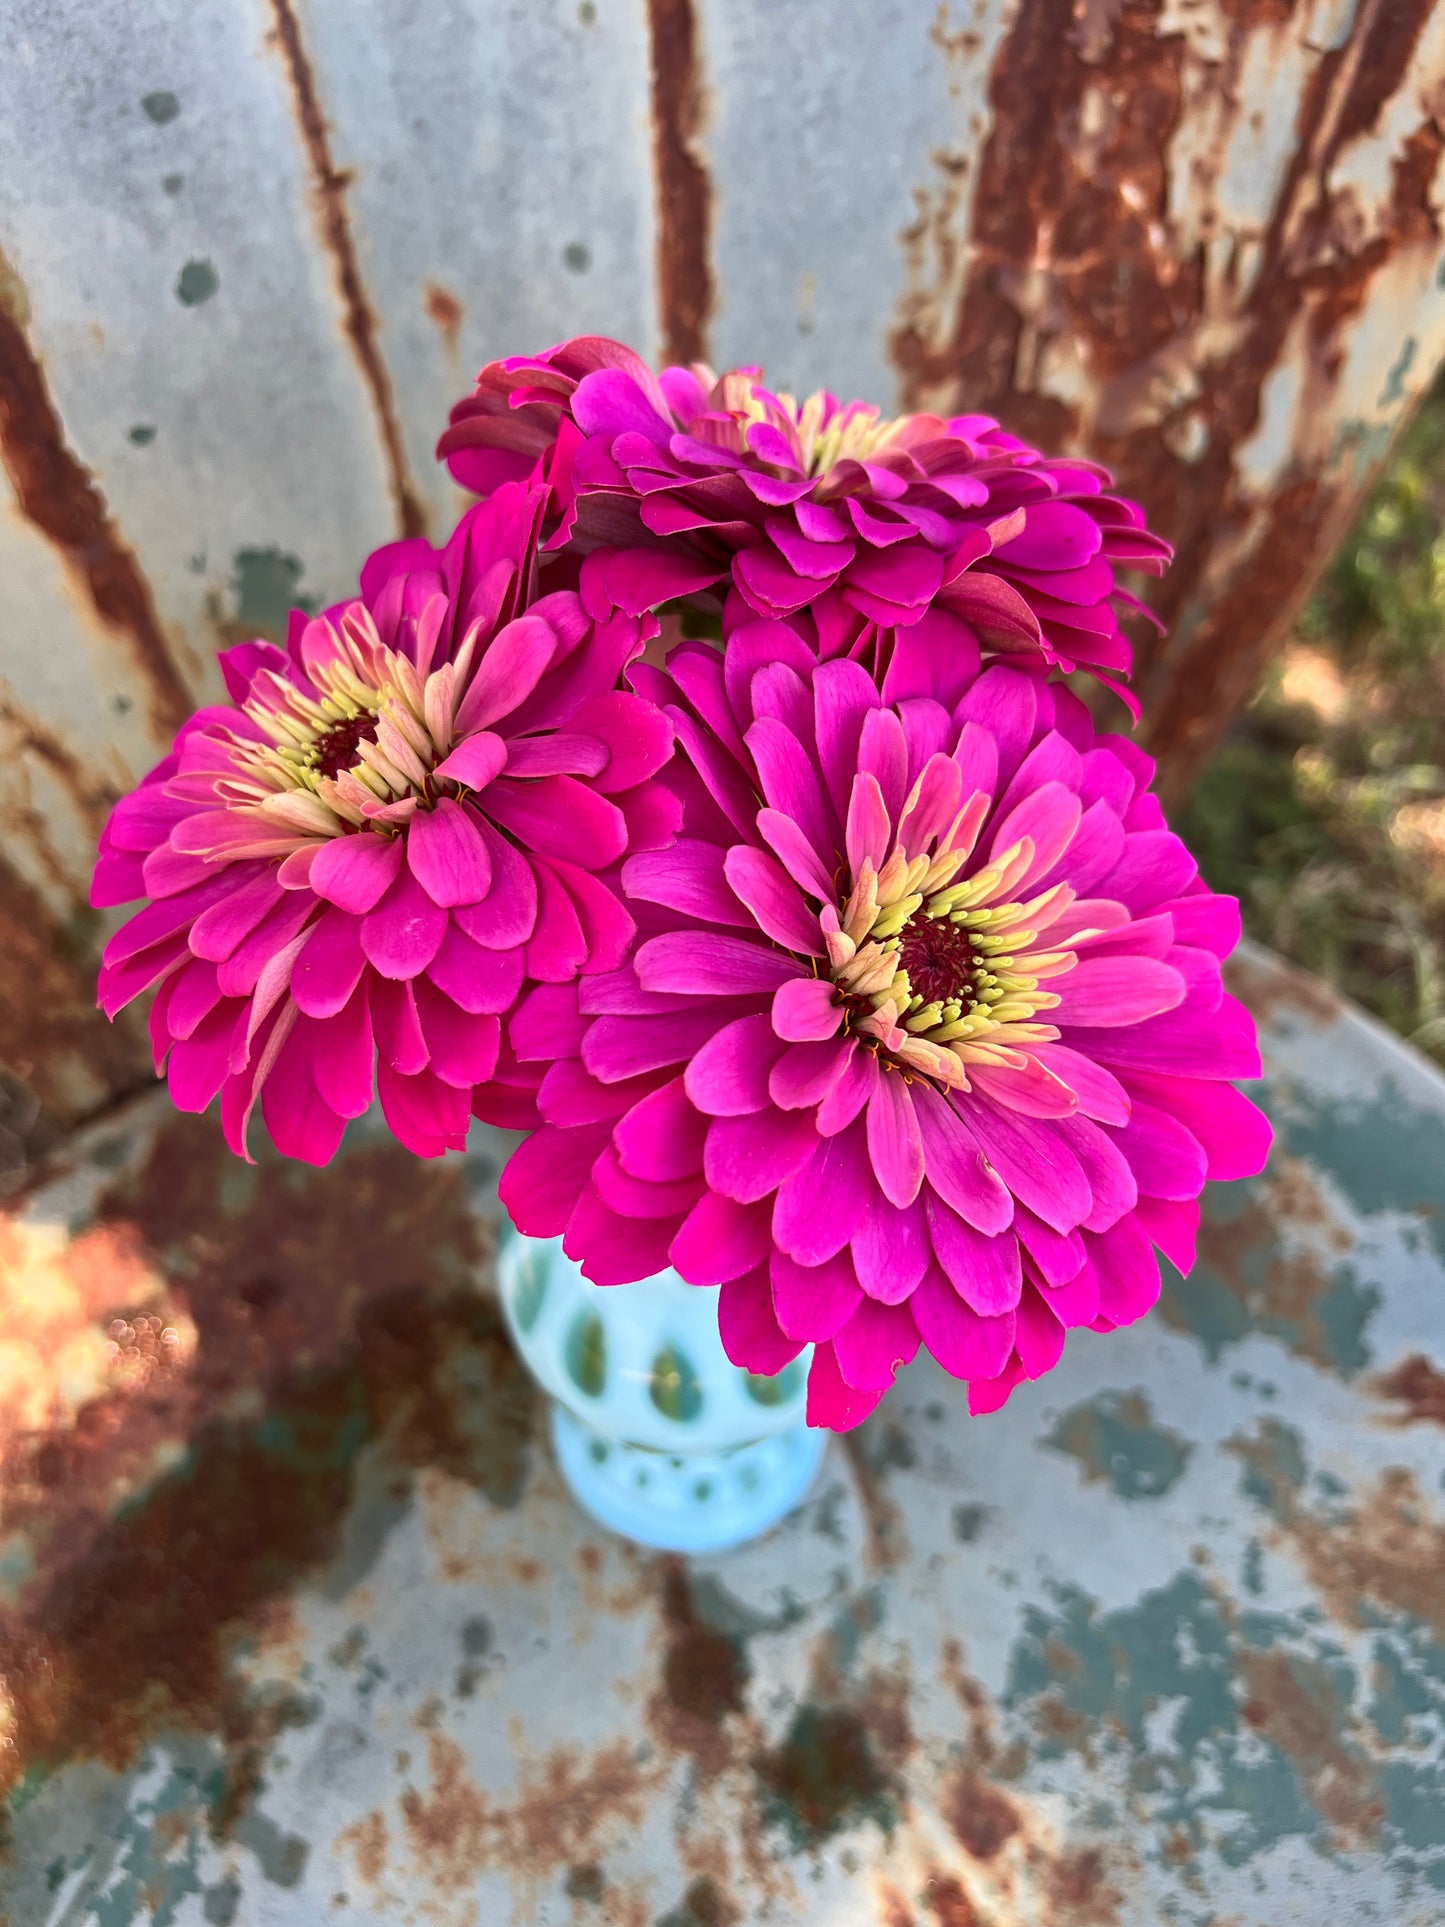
338, 1808, 389, 1886
645, 0, 713, 366
943, 1767, 1021, 1859
1372, 1353, 1445, 1427
648, 1558, 748, 1773
399, 1731, 658, 1887
566, 1861, 604, 1901
0, 859, 150, 1176
1043, 1845, 1121, 1926
654, 1874, 740, 1927
142, 90, 180, 124
753, 1703, 898, 1851
921, 1870, 982, 1927
423, 281, 463, 350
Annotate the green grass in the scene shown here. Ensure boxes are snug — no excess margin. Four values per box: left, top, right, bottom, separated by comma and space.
1180, 372, 1445, 1064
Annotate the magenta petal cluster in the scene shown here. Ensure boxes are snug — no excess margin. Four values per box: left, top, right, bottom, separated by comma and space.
499, 622, 1271, 1429
94, 482, 676, 1163
438, 336, 1171, 705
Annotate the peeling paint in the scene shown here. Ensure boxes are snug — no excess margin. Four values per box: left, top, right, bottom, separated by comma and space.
890, 0, 1445, 798
1045, 1389, 1192, 1499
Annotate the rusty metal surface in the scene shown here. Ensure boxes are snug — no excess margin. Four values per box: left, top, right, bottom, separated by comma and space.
3, 7, 1444, 1172
1, 942, 1442, 1925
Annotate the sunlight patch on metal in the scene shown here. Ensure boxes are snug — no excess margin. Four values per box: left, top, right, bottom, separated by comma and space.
0, 947, 1441, 1925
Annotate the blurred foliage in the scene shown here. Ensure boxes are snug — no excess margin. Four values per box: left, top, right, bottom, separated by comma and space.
1180, 370, 1445, 1064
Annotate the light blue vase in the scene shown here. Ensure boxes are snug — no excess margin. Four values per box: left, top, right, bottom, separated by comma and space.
496, 1226, 826, 1555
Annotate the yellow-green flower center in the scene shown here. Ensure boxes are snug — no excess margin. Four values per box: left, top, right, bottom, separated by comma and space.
821, 830, 1079, 1091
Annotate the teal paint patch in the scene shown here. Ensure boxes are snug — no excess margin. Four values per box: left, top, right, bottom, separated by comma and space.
1004, 1410, 1445, 1887
1229, 1416, 1307, 1515
952, 1502, 988, 1542
141, 91, 180, 124
1282, 1079, 1445, 1268
1161, 1176, 1380, 1377
1369, 1630, 1442, 1746
1044, 1390, 1191, 1500
203, 1876, 241, 1925
233, 1806, 309, 1887
226, 548, 314, 644
1378, 337, 1418, 409
176, 259, 218, 306
162, 172, 184, 195
128, 424, 155, 446
460, 1613, 493, 1657
1002, 1573, 1360, 1866
1241, 1540, 1264, 1596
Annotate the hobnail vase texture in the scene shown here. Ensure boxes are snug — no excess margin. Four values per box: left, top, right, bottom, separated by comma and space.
496, 1226, 825, 1554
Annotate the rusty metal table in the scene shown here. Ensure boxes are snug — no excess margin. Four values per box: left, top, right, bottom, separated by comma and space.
2, 944, 1443, 1927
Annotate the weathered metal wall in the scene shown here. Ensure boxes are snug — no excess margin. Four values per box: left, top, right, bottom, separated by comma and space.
2, 0, 1444, 1161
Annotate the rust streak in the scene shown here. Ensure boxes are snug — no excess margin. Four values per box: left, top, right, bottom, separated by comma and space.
0, 253, 191, 739
646, 0, 714, 367
265, 0, 428, 540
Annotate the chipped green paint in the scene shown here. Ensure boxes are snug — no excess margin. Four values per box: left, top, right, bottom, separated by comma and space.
140, 90, 180, 124
951, 1503, 987, 1542
1228, 1415, 1307, 1515
1284, 1079, 1445, 1268
1002, 1400, 1445, 1891
175, 258, 218, 306
202, 1876, 241, 1925
1159, 1181, 1381, 1377
1044, 1390, 1192, 1500
1378, 336, 1419, 409
127, 424, 155, 446
226, 546, 314, 643
1003, 1573, 1341, 1867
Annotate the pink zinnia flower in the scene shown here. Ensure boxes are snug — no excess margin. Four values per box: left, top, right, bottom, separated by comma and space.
500, 622, 1270, 1429
94, 483, 676, 1163
438, 336, 1171, 705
